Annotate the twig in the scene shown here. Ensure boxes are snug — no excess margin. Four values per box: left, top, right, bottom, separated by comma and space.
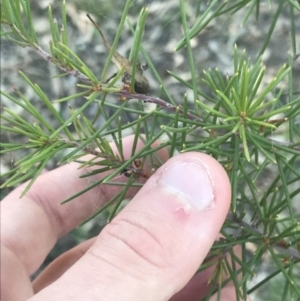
267, 138, 300, 151
227, 212, 300, 260
118, 89, 203, 122
35, 45, 91, 83
59, 138, 112, 158
3, 20, 92, 84
4, 21, 202, 122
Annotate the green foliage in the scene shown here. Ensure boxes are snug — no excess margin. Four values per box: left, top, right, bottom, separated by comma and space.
1, 0, 300, 300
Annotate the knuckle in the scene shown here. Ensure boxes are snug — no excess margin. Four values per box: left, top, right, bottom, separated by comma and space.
101, 216, 170, 270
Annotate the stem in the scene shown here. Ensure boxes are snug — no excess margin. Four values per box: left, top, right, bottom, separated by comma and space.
118, 89, 203, 122
35, 45, 91, 83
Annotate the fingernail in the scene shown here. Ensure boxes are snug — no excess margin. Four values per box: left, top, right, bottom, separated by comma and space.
158, 158, 214, 210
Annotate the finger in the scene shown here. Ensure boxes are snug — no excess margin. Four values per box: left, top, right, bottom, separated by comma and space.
1, 135, 168, 301
31, 152, 231, 301
169, 272, 212, 301
34, 238, 241, 300
32, 238, 96, 293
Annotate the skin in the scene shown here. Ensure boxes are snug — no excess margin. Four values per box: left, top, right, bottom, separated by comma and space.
87, 14, 150, 94
1, 135, 250, 301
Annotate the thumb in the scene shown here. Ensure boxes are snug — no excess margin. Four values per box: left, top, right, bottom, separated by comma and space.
32, 152, 231, 301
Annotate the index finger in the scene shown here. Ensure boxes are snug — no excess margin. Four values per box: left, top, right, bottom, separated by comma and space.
1, 136, 168, 276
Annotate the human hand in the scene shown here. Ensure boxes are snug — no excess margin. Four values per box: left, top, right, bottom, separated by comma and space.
1, 136, 244, 301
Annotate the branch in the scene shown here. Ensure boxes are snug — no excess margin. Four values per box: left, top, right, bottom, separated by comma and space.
2, 20, 92, 83
59, 138, 119, 161
35, 45, 91, 83
118, 89, 203, 122
227, 212, 300, 260
2, 21, 204, 122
